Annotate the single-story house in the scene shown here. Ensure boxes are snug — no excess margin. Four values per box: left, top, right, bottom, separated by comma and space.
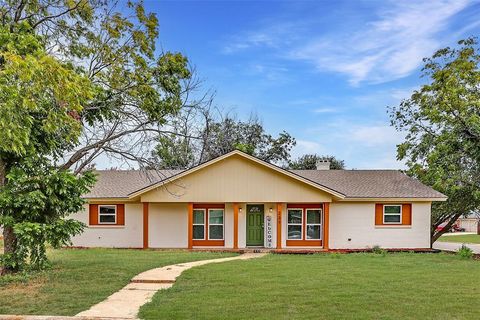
71, 150, 447, 250
456, 213, 479, 233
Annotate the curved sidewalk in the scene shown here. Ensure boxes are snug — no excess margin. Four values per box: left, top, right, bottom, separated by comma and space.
76, 252, 266, 319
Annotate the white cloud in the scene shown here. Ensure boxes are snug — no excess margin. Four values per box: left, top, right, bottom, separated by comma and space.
291, 140, 324, 158
312, 107, 338, 114
247, 63, 289, 82
222, 22, 303, 54
223, 0, 473, 85
291, 0, 471, 85
346, 125, 405, 147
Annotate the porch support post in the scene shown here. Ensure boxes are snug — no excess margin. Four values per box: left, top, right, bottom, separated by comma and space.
323, 202, 330, 250
188, 203, 193, 249
143, 202, 149, 249
276, 203, 282, 249
233, 203, 239, 249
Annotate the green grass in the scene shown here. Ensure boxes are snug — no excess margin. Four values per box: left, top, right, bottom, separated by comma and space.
438, 234, 480, 244
0, 246, 236, 316
140, 253, 480, 320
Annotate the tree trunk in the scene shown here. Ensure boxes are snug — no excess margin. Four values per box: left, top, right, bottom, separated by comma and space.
431, 213, 462, 246
0, 158, 17, 275
1, 226, 18, 275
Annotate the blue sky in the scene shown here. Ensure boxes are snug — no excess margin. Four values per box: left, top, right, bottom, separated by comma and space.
144, 0, 480, 169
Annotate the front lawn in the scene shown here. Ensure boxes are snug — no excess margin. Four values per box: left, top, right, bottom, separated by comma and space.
0, 247, 236, 316
140, 253, 480, 320
438, 234, 480, 244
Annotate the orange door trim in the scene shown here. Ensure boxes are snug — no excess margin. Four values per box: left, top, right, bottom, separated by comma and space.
276, 203, 282, 249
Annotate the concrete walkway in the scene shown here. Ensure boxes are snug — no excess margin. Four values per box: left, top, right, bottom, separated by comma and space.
441, 232, 476, 236
76, 252, 266, 319
433, 241, 480, 254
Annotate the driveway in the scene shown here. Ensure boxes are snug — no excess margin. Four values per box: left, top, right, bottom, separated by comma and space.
433, 241, 480, 254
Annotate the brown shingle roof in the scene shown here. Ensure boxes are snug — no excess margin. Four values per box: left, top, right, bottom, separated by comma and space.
84, 170, 181, 198
85, 168, 445, 200
290, 170, 446, 199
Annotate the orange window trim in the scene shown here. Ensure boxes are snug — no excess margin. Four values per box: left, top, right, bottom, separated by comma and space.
286, 203, 323, 247
286, 239, 322, 247
89, 204, 125, 226
190, 203, 225, 247
375, 203, 412, 226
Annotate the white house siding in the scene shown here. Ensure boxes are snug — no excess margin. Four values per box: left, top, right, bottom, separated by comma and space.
71, 204, 143, 248
149, 203, 188, 248
224, 203, 234, 248
329, 202, 431, 249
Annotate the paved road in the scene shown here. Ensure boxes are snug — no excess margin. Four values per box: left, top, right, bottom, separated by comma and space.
433, 241, 480, 254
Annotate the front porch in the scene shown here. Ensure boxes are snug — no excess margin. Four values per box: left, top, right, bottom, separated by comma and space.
142, 202, 331, 250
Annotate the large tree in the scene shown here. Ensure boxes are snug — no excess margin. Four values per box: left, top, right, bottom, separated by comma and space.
288, 154, 345, 170
0, 24, 96, 272
390, 38, 480, 244
152, 113, 296, 169
0, 0, 195, 272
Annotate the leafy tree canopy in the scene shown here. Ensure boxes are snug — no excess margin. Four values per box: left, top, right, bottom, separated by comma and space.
390, 38, 480, 243
0, 0, 193, 273
288, 154, 345, 170
153, 116, 296, 169
0, 156, 95, 272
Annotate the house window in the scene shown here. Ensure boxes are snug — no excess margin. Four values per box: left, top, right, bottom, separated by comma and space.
208, 209, 224, 240
306, 209, 322, 240
383, 205, 402, 224
287, 209, 303, 239
99, 205, 116, 224
287, 206, 323, 241
193, 209, 206, 240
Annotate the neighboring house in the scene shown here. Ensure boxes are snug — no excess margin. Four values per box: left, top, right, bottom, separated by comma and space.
71, 150, 447, 250
457, 213, 479, 233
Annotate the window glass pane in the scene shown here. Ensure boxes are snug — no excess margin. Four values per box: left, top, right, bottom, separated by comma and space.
99, 214, 115, 223
288, 225, 302, 239
384, 214, 401, 223
193, 210, 204, 224
307, 225, 321, 240
288, 209, 302, 224
100, 206, 116, 214
209, 225, 223, 239
384, 205, 401, 214
307, 209, 322, 224
209, 210, 224, 224
193, 225, 204, 239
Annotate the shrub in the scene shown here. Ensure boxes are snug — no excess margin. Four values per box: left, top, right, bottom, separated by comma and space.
458, 244, 474, 259
371, 245, 387, 255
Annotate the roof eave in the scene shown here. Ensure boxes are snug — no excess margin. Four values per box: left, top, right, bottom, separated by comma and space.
338, 197, 447, 202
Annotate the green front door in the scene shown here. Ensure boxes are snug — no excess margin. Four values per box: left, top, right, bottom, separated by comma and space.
246, 204, 264, 246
